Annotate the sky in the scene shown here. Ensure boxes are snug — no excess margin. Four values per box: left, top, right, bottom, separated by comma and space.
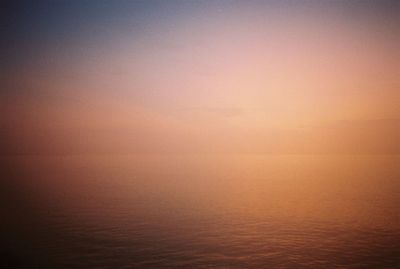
1, 0, 399, 154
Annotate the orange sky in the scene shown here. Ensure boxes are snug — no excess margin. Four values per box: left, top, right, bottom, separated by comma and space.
1, 3, 399, 154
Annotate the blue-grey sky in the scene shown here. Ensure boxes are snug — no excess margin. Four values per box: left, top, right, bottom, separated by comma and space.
1, 1, 399, 154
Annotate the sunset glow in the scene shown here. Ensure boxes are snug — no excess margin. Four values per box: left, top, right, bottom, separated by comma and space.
1, 1, 399, 268
2, 1, 399, 155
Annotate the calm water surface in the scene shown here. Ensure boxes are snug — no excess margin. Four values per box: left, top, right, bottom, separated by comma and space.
2, 155, 400, 268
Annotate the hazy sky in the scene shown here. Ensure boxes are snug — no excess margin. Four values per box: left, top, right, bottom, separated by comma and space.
1, 0, 399, 154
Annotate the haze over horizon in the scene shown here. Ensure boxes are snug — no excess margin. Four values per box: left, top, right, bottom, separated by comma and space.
1, 0, 399, 155
2, 2, 400, 268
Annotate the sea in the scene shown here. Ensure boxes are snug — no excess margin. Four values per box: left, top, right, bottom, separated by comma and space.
2, 154, 399, 268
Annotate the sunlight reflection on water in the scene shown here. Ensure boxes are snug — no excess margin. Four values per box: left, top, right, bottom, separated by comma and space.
3, 155, 400, 268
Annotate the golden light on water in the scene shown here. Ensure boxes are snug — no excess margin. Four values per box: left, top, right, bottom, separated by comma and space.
1, 1, 399, 268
